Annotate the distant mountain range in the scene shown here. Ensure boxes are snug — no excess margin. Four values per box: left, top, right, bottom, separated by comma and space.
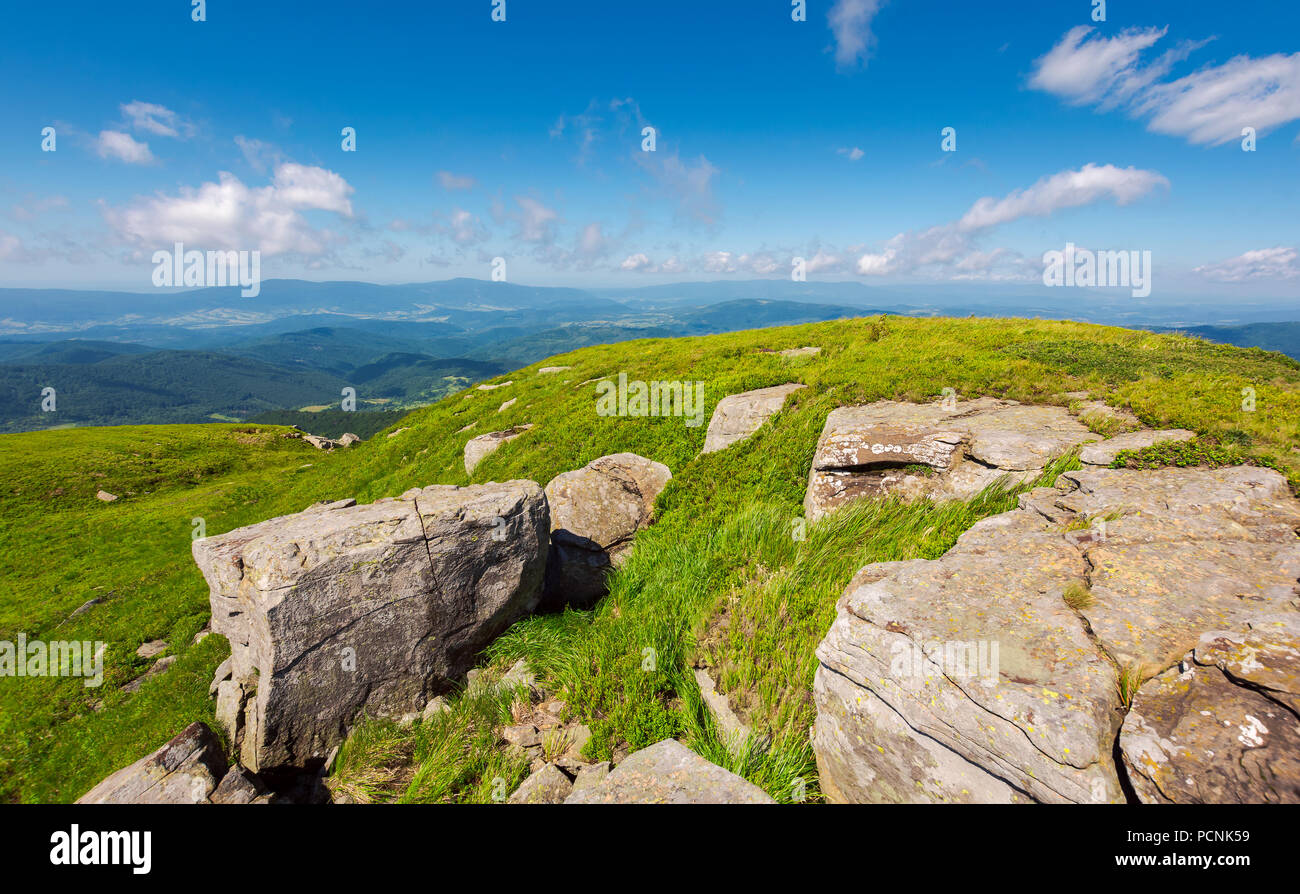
0, 278, 1295, 433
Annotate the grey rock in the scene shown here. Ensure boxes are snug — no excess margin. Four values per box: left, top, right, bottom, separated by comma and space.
543, 453, 671, 608
778, 346, 821, 358
422, 696, 450, 720
538, 366, 572, 374
503, 724, 541, 749
338, 433, 361, 447
464, 424, 533, 474
122, 655, 175, 693
210, 766, 268, 805
564, 739, 775, 804
77, 722, 227, 804
192, 480, 549, 775
804, 398, 1097, 521
701, 383, 805, 454
215, 679, 246, 742
136, 639, 168, 660
209, 656, 233, 695
498, 398, 517, 413
96, 490, 118, 502
1079, 429, 1196, 466
1120, 627, 1300, 804
509, 763, 572, 804
571, 761, 612, 793
694, 667, 749, 748
813, 465, 1300, 804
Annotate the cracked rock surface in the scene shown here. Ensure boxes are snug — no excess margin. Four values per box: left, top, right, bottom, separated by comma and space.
701, 383, 804, 454
192, 481, 548, 776
804, 398, 1097, 521
813, 465, 1300, 803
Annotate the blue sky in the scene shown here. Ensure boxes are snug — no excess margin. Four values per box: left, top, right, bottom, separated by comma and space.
1, 0, 1298, 303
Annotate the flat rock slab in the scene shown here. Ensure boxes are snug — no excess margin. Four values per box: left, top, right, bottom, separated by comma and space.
804, 398, 1096, 521
543, 453, 671, 608
193, 481, 548, 775
1080, 429, 1196, 466
78, 722, 227, 804
464, 424, 533, 474
1121, 627, 1300, 803
779, 346, 821, 358
813, 465, 1300, 804
564, 739, 775, 803
701, 383, 805, 454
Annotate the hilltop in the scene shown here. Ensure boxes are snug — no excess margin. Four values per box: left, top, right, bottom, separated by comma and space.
1, 315, 1297, 803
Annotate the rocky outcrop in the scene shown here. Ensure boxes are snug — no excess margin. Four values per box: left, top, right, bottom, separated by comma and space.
1079, 429, 1195, 466
464, 424, 533, 474
192, 481, 549, 776
701, 383, 804, 454
542, 453, 671, 608
804, 398, 1097, 521
77, 723, 227, 804
812, 465, 1300, 803
564, 739, 775, 803
1120, 626, 1300, 803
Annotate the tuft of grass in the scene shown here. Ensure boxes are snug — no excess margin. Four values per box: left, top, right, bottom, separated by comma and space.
1062, 582, 1095, 611
1116, 663, 1152, 711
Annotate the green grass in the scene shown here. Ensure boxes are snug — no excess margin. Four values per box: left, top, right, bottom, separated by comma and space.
2, 315, 1298, 802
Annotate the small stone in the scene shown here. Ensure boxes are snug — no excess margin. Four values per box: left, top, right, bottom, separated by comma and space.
509, 763, 573, 804
422, 696, 450, 720
503, 724, 541, 749
211, 767, 268, 804
538, 366, 571, 374
96, 491, 118, 502
136, 640, 168, 660
338, 433, 361, 447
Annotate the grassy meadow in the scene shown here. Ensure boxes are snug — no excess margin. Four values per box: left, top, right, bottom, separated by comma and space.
2, 315, 1297, 802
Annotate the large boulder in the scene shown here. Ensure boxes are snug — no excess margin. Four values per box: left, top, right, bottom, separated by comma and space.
464, 425, 533, 474
77, 722, 227, 804
804, 398, 1097, 521
812, 466, 1300, 803
701, 383, 804, 454
193, 481, 549, 776
542, 453, 671, 608
1120, 626, 1300, 803
564, 739, 775, 803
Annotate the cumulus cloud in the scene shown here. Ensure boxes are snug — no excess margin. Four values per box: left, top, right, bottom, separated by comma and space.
437, 170, 477, 191
234, 136, 283, 174
621, 252, 652, 271
837, 146, 865, 161
854, 163, 1168, 278
828, 0, 887, 71
103, 162, 355, 256
444, 208, 489, 246
96, 130, 154, 164
121, 101, 194, 138
1194, 246, 1299, 282
1031, 26, 1300, 145
956, 163, 1169, 231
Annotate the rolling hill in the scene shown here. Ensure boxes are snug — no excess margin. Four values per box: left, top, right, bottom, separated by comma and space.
2, 315, 1297, 802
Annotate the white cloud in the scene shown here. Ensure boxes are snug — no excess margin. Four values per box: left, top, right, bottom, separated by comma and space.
956, 163, 1169, 231
1031, 26, 1300, 145
513, 196, 559, 244
576, 222, 609, 259
1029, 26, 1168, 106
854, 163, 1167, 278
445, 208, 488, 246
1194, 246, 1299, 282
621, 252, 652, 271
635, 149, 720, 224
96, 130, 154, 164
437, 170, 477, 191
828, 0, 887, 71
234, 136, 283, 174
121, 101, 194, 138
837, 146, 865, 161
103, 162, 354, 256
